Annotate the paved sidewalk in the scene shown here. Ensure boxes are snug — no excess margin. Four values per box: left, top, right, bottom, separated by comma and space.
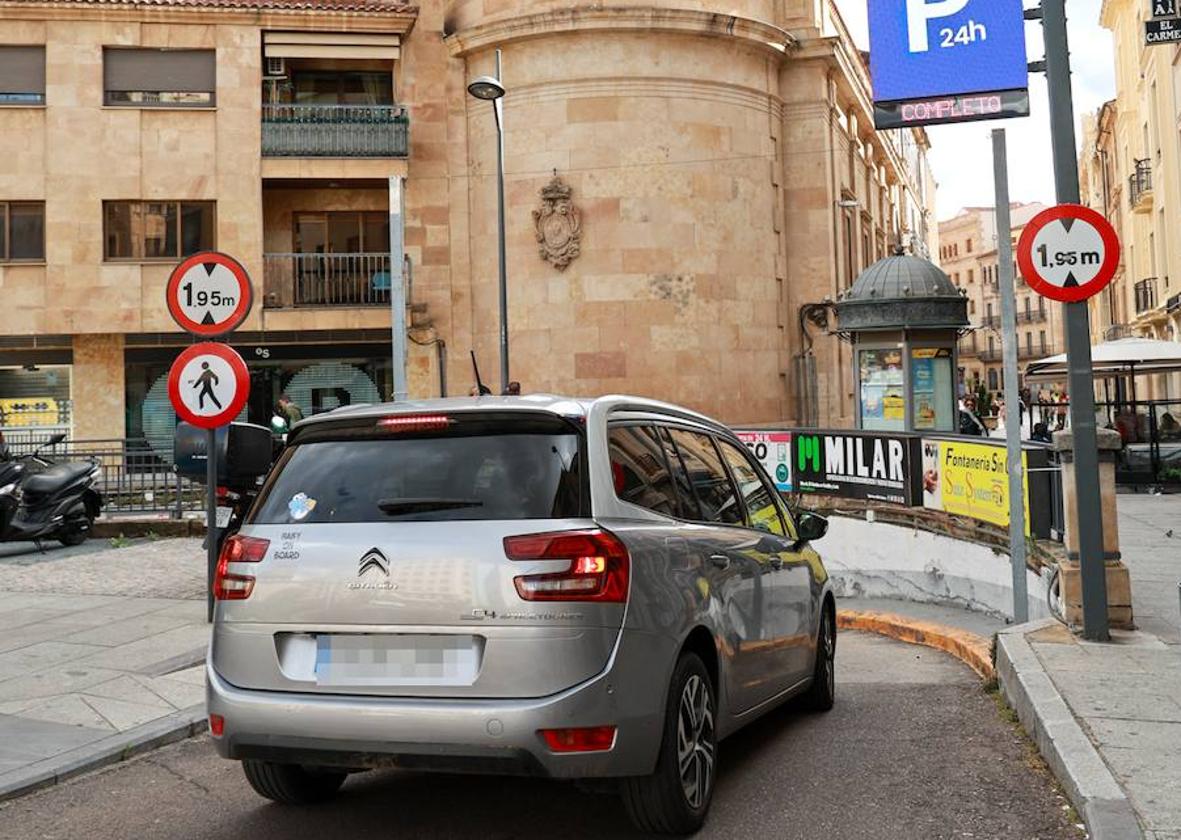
845, 495, 1181, 840
0, 538, 208, 800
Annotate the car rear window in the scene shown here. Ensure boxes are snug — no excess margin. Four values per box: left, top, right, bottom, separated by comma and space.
249, 418, 585, 524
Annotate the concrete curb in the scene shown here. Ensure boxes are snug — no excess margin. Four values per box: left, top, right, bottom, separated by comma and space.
836, 608, 995, 680
996, 620, 1144, 840
0, 704, 208, 804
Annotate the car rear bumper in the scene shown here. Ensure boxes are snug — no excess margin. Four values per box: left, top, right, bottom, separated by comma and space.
206, 660, 664, 779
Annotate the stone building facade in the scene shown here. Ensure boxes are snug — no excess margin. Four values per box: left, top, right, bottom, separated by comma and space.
0, 0, 934, 448
937, 203, 1066, 398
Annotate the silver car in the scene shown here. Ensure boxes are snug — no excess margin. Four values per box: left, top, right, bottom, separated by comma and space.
207, 395, 835, 834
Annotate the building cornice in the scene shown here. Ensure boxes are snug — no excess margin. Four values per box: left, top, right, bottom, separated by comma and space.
444, 6, 796, 59
0, 0, 418, 31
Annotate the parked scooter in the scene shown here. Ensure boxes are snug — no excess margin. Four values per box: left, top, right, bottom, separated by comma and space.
0, 432, 104, 547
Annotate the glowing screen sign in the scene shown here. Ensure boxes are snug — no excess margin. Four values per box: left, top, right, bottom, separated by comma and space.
868, 0, 1030, 129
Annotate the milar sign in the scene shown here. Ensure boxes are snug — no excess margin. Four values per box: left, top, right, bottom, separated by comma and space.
869, 0, 1030, 129
792, 431, 920, 506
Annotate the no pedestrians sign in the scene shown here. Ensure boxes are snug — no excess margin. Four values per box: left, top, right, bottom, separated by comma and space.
167, 342, 250, 430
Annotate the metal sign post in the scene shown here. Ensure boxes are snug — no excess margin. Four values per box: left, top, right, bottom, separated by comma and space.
165, 252, 253, 624
991, 129, 1029, 624
1040, 0, 1110, 641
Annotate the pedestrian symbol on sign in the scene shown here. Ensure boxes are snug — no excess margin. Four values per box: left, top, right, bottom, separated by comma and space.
167, 343, 250, 430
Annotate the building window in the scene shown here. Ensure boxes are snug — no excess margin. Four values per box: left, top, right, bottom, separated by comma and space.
969, 299, 976, 315
988, 368, 998, 391
0, 46, 45, 105
967, 269, 974, 284
289, 71, 393, 106
0, 202, 45, 261
103, 201, 215, 261
293, 211, 389, 254
966, 238, 973, 253
103, 48, 215, 107
1025, 332, 1032, 355
1039, 329, 1047, 352
1024, 297, 1031, 318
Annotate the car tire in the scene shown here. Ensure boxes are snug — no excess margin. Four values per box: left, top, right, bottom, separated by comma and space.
620, 652, 717, 835
241, 760, 346, 805
801, 602, 836, 712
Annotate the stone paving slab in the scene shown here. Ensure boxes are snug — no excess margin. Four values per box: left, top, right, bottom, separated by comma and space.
0, 537, 209, 801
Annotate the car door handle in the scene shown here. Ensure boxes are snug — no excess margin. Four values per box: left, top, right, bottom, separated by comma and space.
709, 554, 731, 570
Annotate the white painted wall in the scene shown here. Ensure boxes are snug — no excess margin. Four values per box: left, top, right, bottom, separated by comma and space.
823, 513, 1052, 622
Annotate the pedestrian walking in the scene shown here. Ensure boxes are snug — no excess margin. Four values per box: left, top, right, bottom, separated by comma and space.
277, 393, 303, 426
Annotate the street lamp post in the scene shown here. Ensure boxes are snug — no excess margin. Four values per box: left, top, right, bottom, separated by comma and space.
467, 50, 509, 393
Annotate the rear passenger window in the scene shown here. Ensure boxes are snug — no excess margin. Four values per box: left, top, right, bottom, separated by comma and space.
665, 429, 743, 525
607, 425, 679, 516
717, 440, 787, 537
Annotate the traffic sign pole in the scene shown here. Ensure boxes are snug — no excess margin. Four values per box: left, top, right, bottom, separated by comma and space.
206, 428, 216, 623
1041, 0, 1110, 641
991, 128, 1029, 624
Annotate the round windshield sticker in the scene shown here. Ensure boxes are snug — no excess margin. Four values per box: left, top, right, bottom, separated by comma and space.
288, 493, 317, 521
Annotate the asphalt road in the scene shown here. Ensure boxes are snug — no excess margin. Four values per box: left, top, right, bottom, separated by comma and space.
0, 632, 1084, 840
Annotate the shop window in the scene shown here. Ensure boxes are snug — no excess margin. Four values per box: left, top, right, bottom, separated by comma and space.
104, 48, 215, 107
103, 201, 215, 261
0, 46, 45, 104
0, 202, 45, 262
0, 366, 71, 435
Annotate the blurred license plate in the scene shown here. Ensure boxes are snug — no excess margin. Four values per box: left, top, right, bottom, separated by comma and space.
215, 506, 233, 528
315, 634, 481, 687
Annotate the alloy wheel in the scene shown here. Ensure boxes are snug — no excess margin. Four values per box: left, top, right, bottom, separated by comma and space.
676, 673, 715, 810
823, 611, 835, 697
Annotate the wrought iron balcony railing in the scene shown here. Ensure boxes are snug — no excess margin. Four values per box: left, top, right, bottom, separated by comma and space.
1135, 277, 1158, 314
263, 252, 392, 307
1129, 159, 1153, 210
261, 104, 409, 158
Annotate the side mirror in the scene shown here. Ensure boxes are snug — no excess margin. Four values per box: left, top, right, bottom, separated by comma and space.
48, 432, 68, 446
796, 511, 829, 543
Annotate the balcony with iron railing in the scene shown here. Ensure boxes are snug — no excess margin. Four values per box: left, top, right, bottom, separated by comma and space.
1129, 158, 1153, 212
263, 252, 392, 307
261, 104, 409, 158
1104, 323, 1135, 341
979, 343, 1056, 362
1134, 277, 1158, 315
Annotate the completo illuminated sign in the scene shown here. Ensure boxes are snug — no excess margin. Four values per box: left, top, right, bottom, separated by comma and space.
875, 89, 1030, 129
868, 0, 1030, 129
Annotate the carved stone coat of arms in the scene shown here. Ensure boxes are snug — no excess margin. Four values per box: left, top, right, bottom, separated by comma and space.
532, 174, 581, 271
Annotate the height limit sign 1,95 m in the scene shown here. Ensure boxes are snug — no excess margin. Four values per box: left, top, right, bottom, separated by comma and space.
1016, 204, 1120, 304
166, 251, 253, 335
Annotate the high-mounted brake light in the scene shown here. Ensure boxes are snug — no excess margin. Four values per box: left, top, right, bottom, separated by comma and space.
504, 529, 629, 603
213, 535, 269, 601
377, 414, 452, 433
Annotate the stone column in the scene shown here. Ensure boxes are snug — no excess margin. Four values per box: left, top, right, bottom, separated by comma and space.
1052, 426, 1133, 629
71, 335, 126, 441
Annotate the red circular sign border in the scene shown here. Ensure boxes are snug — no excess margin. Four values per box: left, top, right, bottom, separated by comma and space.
165, 251, 253, 336
1016, 203, 1120, 304
167, 342, 250, 430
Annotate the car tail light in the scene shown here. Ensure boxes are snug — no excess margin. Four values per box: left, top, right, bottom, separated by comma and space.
213, 535, 269, 601
377, 414, 452, 433
539, 726, 617, 753
209, 714, 225, 737
504, 529, 629, 602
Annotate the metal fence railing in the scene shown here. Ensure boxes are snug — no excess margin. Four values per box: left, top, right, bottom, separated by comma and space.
2, 435, 204, 517
1031, 398, 1181, 486
263, 252, 392, 307
1129, 158, 1153, 208
261, 104, 409, 157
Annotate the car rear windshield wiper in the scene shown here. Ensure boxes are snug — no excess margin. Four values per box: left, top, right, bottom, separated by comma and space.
377, 498, 485, 515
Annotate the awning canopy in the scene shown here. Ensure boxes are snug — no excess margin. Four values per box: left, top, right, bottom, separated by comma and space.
1024, 337, 1181, 381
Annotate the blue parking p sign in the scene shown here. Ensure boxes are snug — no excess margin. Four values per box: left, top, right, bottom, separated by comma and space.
869, 0, 1029, 129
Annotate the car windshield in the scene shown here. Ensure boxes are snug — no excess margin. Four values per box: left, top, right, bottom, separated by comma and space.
249, 419, 585, 524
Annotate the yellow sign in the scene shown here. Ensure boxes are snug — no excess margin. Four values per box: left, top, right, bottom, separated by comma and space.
920, 439, 1030, 535
0, 397, 62, 428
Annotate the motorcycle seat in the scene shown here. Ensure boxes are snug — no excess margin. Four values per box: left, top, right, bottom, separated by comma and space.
23, 462, 94, 495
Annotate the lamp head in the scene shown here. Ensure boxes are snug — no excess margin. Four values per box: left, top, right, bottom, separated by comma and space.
467, 75, 505, 101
